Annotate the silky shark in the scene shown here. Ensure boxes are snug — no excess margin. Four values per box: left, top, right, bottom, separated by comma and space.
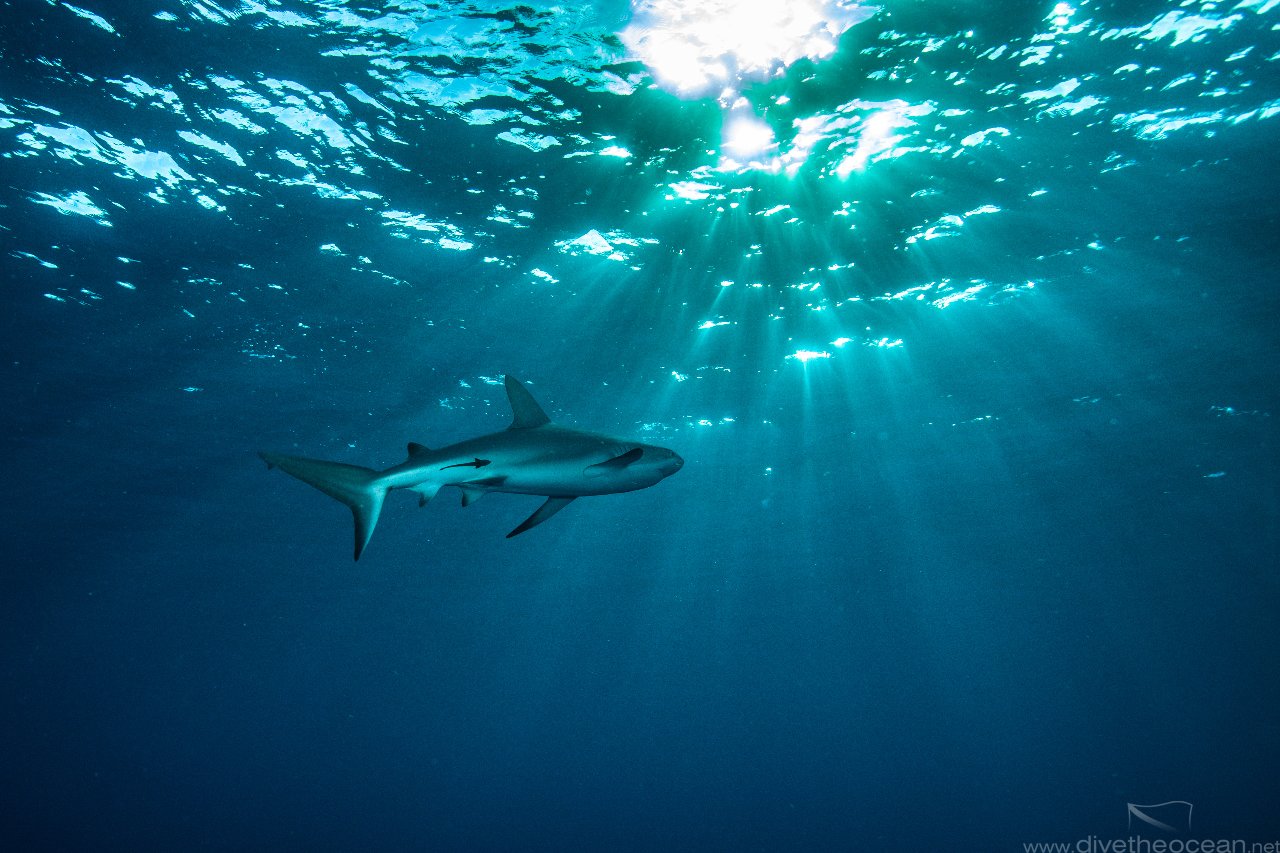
259, 376, 684, 560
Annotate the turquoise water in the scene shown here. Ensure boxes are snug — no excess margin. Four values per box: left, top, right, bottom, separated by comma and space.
2, 1, 1278, 849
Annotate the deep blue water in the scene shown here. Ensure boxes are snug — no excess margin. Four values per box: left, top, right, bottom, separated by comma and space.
2, 0, 1278, 850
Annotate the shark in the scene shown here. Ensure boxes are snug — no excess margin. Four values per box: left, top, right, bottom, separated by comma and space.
259, 375, 684, 560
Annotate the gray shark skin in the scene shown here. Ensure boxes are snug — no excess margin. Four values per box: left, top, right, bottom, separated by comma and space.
259, 376, 684, 560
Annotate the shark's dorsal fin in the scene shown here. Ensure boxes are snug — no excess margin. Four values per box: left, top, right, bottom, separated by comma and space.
407, 442, 431, 457
505, 375, 551, 429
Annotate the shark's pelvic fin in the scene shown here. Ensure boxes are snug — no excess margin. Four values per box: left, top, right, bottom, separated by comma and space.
259, 451, 388, 561
504, 375, 551, 430
406, 442, 431, 457
459, 476, 507, 506
507, 496, 575, 538
413, 482, 442, 508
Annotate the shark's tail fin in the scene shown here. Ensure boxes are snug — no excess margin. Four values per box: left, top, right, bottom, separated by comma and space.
259, 452, 388, 561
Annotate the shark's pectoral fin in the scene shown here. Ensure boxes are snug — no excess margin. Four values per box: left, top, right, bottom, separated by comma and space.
507, 496, 575, 538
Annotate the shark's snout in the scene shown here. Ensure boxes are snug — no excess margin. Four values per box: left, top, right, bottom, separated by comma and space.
662, 452, 684, 476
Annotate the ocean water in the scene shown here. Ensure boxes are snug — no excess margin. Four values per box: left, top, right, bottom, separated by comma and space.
2, 0, 1278, 850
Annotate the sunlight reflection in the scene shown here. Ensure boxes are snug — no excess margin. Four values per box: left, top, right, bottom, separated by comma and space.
833, 108, 904, 176
725, 97, 932, 177
787, 349, 832, 363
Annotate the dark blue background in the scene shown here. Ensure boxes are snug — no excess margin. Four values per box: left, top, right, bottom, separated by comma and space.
2, 0, 1277, 849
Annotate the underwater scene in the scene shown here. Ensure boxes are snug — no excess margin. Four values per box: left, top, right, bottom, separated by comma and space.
2, 0, 1278, 849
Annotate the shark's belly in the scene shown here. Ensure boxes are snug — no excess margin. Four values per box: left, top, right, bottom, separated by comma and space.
490, 471, 618, 498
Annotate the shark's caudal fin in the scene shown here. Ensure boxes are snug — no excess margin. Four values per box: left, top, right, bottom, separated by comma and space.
259, 452, 388, 561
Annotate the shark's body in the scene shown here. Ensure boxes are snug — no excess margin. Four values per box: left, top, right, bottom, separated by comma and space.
260, 376, 683, 560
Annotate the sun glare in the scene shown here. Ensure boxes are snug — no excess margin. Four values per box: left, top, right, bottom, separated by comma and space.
622, 1, 879, 175
724, 114, 775, 156
622, 0, 876, 97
